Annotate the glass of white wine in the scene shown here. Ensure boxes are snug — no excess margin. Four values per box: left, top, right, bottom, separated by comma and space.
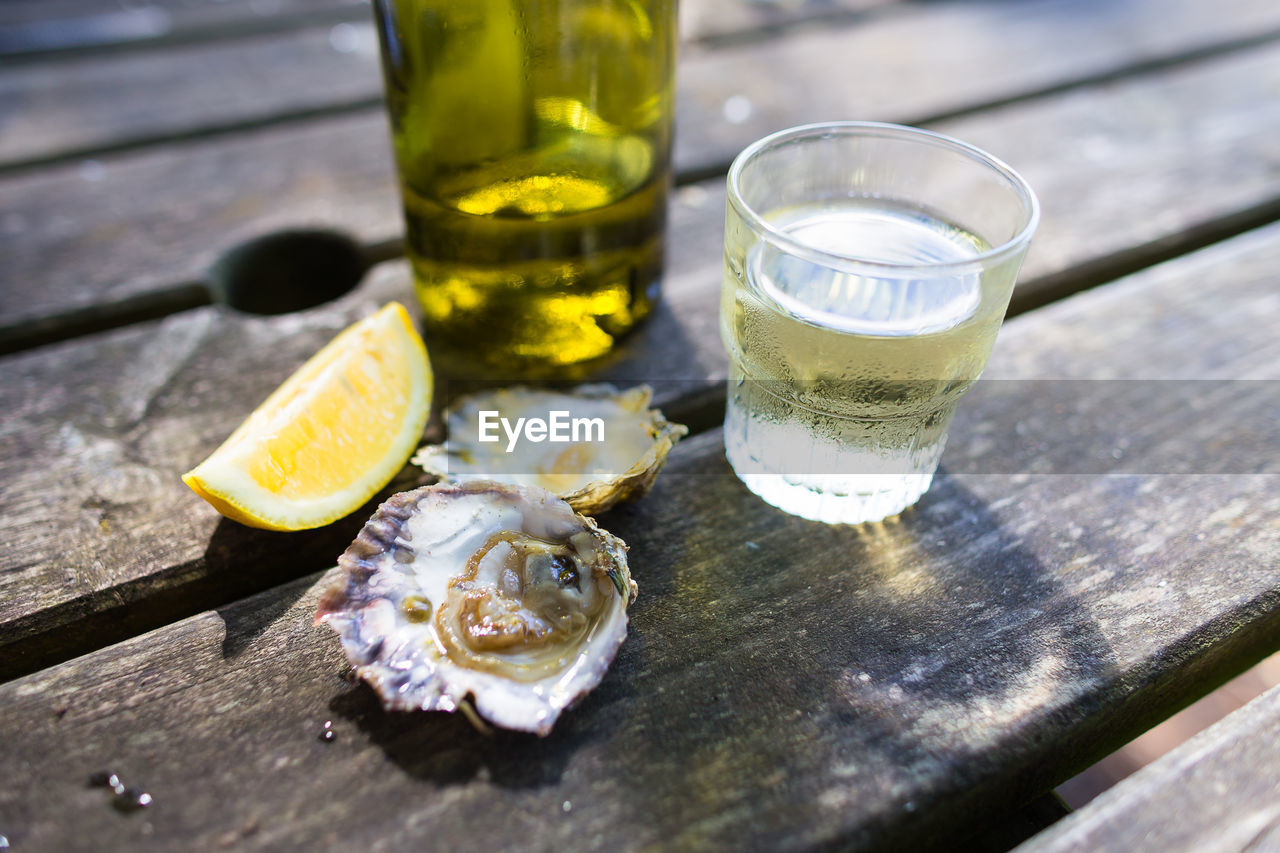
720, 122, 1039, 524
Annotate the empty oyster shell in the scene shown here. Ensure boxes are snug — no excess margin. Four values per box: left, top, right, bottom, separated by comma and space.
412, 384, 686, 516
316, 481, 635, 735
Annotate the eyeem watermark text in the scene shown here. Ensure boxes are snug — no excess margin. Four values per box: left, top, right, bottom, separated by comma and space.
478, 410, 605, 452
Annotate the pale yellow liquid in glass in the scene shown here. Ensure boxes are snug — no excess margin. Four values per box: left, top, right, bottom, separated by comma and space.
720, 198, 1015, 524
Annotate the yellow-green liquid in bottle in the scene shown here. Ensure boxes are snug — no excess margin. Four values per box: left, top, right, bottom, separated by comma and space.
374, 0, 676, 374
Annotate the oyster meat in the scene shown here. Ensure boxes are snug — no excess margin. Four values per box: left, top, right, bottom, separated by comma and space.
413, 384, 686, 516
316, 481, 635, 735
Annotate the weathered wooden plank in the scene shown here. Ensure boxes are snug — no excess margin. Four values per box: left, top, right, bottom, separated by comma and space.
682, 0, 897, 44
0, 22, 386, 169
0, 0, 369, 57
670, 41, 1280, 329
0, 0, 893, 58
0, 112, 401, 353
6, 7, 1280, 346
0, 272, 416, 679
672, 0, 1280, 179
0, 0, 363, 26
2, 225, 1279, 850
0, 0, 894, 170
4, 0, 1277, 171
1017, 684, 1280, 852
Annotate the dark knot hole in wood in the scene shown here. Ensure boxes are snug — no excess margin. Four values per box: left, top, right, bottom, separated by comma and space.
209, 229, 368, 315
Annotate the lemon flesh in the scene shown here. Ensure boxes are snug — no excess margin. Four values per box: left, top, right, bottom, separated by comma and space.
183, 302, 432, 531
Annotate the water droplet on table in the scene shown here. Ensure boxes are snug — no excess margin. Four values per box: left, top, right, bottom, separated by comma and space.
88, 770, 120, 789
329, 22, 360, 54
113, 787, 152, 813
722, 95, 754, 124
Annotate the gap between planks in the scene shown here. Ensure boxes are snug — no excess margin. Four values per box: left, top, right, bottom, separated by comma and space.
7, 20, 1280, 181
1018, 684, 1280, 852
0, 3, 371, 63
0, 0, 904, 63
9, 189, 1280, 358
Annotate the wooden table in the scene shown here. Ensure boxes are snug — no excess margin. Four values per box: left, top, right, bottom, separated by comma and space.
2, 1, 1279, 849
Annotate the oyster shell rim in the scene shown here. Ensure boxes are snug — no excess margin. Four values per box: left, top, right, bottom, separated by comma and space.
412, 383, 688, 516
316, 480, 636, 736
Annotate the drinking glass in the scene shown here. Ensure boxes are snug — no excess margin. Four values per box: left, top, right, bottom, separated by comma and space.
720, 122, 1039, 524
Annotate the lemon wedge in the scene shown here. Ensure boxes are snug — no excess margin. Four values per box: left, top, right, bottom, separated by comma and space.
183, 302, 432, 531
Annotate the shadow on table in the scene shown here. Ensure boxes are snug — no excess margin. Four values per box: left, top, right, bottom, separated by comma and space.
210, 460, 438, 660
204, 513, 363, 660
326, 681, 610, 791
594, 462, 1120, 849
309, 452, 1120, 849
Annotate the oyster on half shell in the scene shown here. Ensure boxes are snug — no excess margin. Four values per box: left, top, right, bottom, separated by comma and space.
316, 481, 635, 735
413, 384, 687, 516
